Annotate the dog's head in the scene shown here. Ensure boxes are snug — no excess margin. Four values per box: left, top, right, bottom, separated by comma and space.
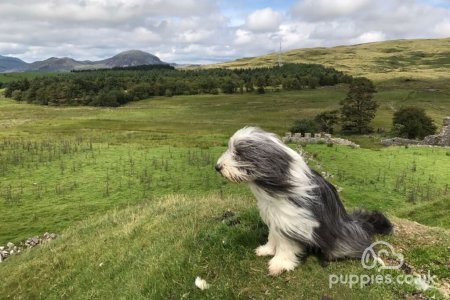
215, 127, 295, 184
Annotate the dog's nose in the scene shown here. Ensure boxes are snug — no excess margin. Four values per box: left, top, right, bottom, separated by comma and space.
215, 164, 223, 172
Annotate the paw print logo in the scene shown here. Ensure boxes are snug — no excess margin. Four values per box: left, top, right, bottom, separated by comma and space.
361, 241, 404, 270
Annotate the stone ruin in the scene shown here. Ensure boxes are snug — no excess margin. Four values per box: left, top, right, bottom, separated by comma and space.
382, 117, 450, 147
282, 132, 360, 148
0, 232, 58, 263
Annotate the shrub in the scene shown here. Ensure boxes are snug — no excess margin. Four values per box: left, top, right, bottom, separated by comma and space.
392, 107, 437, 139
289, 119, 318, 134
314, 110, 339, 133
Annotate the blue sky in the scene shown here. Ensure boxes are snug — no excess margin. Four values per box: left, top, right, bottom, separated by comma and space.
1, 0, 450, 63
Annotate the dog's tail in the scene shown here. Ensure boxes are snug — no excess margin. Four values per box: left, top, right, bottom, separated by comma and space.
350, 210, 393, 235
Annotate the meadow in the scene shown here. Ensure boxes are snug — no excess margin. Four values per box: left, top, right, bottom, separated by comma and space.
0, 82, 450, 299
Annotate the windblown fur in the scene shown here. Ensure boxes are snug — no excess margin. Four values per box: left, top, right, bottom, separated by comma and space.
216, 127, 393, 276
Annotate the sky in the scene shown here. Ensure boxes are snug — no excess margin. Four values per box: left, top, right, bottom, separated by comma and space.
1, 0, 450, 64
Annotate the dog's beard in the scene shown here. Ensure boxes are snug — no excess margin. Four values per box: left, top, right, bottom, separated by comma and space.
219, 165, 250, 183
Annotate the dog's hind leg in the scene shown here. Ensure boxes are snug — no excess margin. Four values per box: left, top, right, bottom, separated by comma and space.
268, 232, 304, 276
255, 228, 276, 257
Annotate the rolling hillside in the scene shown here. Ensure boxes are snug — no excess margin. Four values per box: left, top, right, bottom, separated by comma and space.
211, 38, 450, 82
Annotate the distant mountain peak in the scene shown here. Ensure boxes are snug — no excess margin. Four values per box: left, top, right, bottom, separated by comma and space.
115, 50, 151, 55
102, 50, 165, 67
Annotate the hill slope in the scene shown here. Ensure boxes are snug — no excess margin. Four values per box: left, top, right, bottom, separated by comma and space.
211, 38, 450, 81
0, 194, 449, 299
0, 55, 28, 72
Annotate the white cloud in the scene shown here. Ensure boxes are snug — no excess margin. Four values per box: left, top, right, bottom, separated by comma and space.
292, 0, 372, 21
235, 29, 254, 45
351, 31, 387, 44
1, 0, 450, 64
245, 8, 282, 32
434, 19, 450, 36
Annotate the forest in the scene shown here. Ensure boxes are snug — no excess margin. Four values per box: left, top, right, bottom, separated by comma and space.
3, 63, 352, 106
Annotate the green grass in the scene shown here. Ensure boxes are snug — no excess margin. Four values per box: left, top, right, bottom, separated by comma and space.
1, 194, 448, 299
304, 144, 450, 227
1, 85, 449, 140
0, 86, 449, 243
1, 84, 449, 298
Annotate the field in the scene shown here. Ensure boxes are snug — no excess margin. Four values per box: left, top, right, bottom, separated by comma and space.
1, 81, 450, 299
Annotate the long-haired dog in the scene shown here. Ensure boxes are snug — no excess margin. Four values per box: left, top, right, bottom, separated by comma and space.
215, 127, 392, 276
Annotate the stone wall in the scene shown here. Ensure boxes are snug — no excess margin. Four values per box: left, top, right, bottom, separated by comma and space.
282, 132, 359, 148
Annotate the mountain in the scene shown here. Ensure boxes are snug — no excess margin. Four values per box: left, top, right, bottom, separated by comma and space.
209, 38, 450, 81
0, 50, 168, 72
100, 50, 164, 67
27, 57, 92, 72
0, 55, 28, 72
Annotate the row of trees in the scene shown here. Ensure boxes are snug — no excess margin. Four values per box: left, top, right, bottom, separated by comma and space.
290, 77, 437, 138
4, 64, 352, 106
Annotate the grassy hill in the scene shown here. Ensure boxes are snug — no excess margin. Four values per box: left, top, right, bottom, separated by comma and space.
1, 85, 450, 298
1, 193, 449, 299
210, 38, 450, 83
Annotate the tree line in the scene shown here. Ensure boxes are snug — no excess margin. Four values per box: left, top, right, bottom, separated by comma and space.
4, 63, 352, 106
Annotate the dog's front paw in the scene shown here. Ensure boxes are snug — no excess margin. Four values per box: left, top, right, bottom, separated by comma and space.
268, 255, 298, 276
255, 244, 275, 257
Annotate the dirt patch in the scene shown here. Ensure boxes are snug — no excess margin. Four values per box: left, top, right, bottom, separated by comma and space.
393, 218, 449, 245
216, 210, 241, 226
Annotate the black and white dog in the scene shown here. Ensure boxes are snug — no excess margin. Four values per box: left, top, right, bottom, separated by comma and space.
215, 127, 392, 276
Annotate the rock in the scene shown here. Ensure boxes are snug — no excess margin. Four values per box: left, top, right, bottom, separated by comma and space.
0, 232, 58, 263
195, 277, 210, 290
283, 133, 359, 148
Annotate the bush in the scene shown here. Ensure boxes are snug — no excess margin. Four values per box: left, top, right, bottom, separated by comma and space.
314, 110, 339, 133
392, 107, 437, 139
289, 119, 318, 134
